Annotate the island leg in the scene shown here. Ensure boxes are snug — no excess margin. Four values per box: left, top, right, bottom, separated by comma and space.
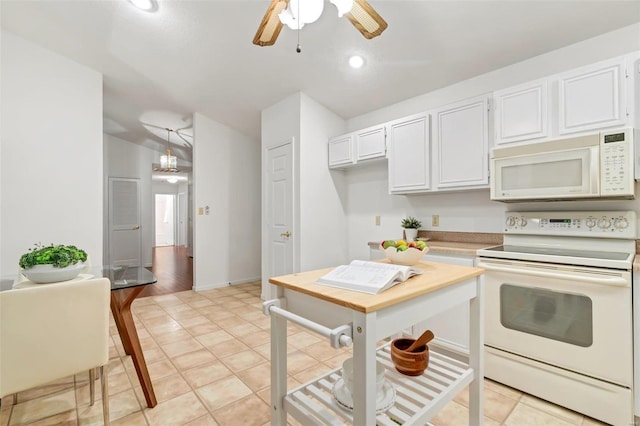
468, 275, 485, 425
351, 311, 378, 426
271, 312, 288, 425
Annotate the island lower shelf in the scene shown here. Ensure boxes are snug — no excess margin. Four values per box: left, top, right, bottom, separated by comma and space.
284, 343, 474, 425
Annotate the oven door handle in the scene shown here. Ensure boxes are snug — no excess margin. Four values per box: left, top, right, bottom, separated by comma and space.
476, 261, 629, 287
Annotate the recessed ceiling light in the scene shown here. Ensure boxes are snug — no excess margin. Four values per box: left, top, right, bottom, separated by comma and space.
167, 177, 178, 184
348, 55, 365, 69
129, 0, 154, 12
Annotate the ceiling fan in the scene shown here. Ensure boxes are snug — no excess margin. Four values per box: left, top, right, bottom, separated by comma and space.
253, 0, 387, 47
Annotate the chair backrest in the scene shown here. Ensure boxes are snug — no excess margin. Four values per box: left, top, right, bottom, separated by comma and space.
0, 277, 110, 398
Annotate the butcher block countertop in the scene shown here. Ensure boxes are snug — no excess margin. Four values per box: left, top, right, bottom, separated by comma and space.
369, 231, 503, 256
269, 260, 484, 313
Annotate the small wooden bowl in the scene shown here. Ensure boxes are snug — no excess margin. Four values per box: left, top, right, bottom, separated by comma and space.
390, 338, 430, 376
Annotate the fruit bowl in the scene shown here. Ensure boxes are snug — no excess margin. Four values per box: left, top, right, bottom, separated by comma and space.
382, 246, 428, 265
379, 239, 429, 266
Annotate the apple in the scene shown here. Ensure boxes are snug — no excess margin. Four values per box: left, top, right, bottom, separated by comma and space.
397, 244, 408, 252
382, 240, 396, 249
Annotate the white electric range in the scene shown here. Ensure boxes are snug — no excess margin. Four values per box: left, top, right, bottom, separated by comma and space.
477, 211, 636, 425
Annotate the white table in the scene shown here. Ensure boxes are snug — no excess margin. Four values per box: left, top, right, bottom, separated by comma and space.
265, 260, 484, 425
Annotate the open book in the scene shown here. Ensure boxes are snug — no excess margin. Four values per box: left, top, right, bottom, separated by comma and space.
316, 260, 423, 295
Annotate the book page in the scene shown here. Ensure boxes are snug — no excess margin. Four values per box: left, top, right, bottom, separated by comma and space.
316, 260, 425, 294
349, 260, 422, 281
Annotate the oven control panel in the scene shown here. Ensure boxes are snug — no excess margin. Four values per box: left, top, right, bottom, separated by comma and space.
504, 211, 636, 238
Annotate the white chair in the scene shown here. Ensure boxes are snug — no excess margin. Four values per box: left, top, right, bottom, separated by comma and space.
0, 278, 111, 424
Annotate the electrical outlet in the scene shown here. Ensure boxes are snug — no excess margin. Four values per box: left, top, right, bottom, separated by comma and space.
432, 215, 439, 227
375, 215, 381, 226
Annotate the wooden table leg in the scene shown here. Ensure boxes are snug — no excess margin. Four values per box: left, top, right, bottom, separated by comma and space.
110, 297, 133, 355
111, 287, 157, 408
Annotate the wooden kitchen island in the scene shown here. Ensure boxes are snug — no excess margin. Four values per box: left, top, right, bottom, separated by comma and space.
264, 260, 485, 425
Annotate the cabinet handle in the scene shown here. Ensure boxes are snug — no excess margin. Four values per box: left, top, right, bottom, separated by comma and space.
132, 225, 141, 230
280, 231, 291, 238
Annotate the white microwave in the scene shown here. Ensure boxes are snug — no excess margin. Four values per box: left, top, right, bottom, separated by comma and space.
490, 128, 638, 202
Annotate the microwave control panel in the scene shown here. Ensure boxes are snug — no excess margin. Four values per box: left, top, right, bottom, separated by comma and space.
504, 210, 636, 238
600, 128, 634, 196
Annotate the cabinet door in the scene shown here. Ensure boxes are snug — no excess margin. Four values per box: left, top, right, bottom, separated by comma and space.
356, 125, 386, 161
558, 57, 627, 135
328, 134, 354, 168
414, 253, 474, 354
387, 113, 431, 194
494, 80, 548, 145
434, 95, 489, 188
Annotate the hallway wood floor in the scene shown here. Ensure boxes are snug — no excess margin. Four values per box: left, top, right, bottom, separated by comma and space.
141, 245, 193, 297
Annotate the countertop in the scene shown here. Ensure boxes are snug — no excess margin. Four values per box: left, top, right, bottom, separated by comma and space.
369, 231, 503, 257
269, 260, 484, 313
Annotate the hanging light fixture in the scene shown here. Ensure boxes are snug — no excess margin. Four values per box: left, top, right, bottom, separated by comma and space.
278, 0, 353, 30
160, 128, 178, 171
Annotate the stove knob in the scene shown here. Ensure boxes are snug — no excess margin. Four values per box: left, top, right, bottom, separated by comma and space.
518, 218, 527, 227
505, 216, 516, 228
598, 218, 612, 229
585, 218, 597, 228
615, 217, 629, 229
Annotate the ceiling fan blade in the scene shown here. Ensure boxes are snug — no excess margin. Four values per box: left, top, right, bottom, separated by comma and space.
140, 122, 167, 130
345, 0, 388, 40
253, 0, 289, 46
175, 132, 193, 147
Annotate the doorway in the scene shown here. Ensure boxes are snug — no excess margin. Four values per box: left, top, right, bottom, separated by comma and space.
155, 194, 175, 247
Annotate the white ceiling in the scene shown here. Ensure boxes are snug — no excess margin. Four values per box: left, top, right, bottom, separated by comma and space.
2, 0, 639, 160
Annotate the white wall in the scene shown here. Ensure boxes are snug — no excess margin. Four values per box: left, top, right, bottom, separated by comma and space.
260, 93, 351, 298
193, 113, 261, 290
260, 93, 302, 299
103, 134, 155, 266
343, 24, 640, 261
299, 93, 349, 271
1, 30, 103, 276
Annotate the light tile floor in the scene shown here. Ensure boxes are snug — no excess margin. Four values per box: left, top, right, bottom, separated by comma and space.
0, 282, 611, 425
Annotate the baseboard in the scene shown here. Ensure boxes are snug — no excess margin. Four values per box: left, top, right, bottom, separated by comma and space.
193, 277, 261, 292
229, 276, 261, 285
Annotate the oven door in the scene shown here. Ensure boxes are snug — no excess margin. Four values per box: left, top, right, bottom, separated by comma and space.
477, 257, 632, 386
490, 145, 599, 201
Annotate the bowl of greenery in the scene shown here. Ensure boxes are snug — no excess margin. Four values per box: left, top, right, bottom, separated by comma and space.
19, 243, 88, 283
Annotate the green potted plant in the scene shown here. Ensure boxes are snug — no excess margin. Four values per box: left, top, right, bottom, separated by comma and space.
19, 243, 88, 283
401, 217, 422, 241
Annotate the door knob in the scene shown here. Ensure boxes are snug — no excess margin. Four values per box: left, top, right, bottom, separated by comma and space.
280, 231, 291, 238
132, 225, 141, 230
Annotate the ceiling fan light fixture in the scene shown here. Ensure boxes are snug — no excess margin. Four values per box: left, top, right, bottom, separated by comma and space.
279, 0, 324, 30
129, 0, 154, 11
330, 0, 354, 17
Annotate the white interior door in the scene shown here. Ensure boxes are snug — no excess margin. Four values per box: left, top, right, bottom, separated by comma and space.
266, 142, 294, 283
178, 192, 187, 247
154, 194, 175, 247
108, 177, 142, 267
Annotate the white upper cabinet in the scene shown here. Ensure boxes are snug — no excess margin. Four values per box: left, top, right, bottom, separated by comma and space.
434, 95, 490, 189
494, 79, 548, 145
328, 134, 354, 168
355, 125, 386, 161
387, 113, 431, 194
558, 57, 628, 135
